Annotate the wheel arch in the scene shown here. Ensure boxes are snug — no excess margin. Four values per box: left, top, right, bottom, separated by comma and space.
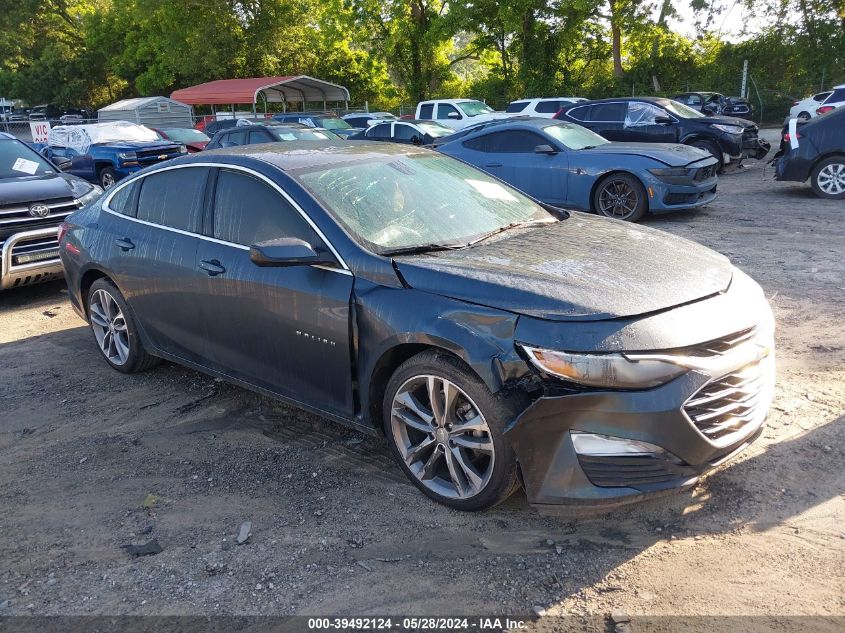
79, 266, 113, 317
810, 151, 845, 173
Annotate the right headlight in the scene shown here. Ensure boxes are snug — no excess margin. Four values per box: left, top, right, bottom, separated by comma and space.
520, 345, 687, 389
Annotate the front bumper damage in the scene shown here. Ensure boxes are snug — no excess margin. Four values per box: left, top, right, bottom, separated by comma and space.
506, 329, 775, 510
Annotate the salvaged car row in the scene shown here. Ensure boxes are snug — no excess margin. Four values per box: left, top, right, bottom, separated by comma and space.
1, 86, 840, 512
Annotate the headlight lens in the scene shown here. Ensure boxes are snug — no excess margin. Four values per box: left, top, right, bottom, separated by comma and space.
648, 167, 691, 177
117, 151, 137, 161
520, 345, 686, 389
76, 184, 104, 207
711, 124, 744, 135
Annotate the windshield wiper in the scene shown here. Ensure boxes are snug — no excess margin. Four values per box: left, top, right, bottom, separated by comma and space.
466, 219, 557, 247
381, 242, 467, 256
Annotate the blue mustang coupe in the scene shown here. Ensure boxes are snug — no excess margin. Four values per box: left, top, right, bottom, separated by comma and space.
434, 117, 718, 222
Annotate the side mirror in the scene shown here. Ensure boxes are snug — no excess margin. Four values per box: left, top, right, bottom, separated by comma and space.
447, 111, 460, 119
249, 237, 334, 268
52, 156, 72, 171
654, 116, 674, 125
534, 144, 558, 155
410, 135, 422, 145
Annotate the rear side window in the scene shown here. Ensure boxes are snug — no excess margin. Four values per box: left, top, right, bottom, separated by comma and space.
248, 130, 272, 144
814, 91, 832, 102
589, 102, 626, 122
136, 167, 207, 231
506, 101, 529, 113
483, 130, 546, 153
418, 104, 434, 119
212, 169, 316, 246
826, 88, 845, 103
535, 100, 562, 114
564, 105, 590, 121
226, 130, 249, 146
108, 180, 140, 217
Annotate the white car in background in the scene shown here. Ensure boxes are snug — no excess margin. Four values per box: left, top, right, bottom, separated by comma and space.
506, 97, 587, 117
790, 90, 833, 121
414, 99, 512, 130
814, 84, 845, 116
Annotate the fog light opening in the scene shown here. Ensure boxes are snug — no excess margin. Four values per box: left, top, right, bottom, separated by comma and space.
571, 432, 666, 457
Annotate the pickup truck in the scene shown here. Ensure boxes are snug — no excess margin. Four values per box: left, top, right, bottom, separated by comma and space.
414, 99, 513, 130
37, 121, 186, 188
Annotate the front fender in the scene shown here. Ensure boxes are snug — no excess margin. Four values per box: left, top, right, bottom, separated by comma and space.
354, 280, 528, 425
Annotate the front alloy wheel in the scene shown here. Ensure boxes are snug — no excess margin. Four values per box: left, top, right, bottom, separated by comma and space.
594, 173, 647, 222
391, 375, 495, 500
383, 351, 521, 511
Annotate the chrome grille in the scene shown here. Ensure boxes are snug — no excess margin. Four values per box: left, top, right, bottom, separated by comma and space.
0, 197, 79, 231
684, 358, 770, 444
678, 326, 757, 357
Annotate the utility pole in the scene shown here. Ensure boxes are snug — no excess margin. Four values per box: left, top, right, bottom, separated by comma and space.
740, 60, 748, 98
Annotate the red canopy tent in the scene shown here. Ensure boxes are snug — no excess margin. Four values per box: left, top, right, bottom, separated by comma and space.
171, 76, 351, 113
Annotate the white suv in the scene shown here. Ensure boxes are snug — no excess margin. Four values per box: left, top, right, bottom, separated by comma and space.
506, 97, 587, 118
789, 88, 840, 121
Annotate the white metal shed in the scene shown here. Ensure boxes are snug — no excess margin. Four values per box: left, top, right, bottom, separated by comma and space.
98, 96, 194, 128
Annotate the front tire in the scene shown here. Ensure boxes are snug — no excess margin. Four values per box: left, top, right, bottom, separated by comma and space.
87, 279, 159, 373
383, 350, 521, 511
99, 167, 117, 189
593, 173, 648, 222
689, 139, 724, 172
810, 156, 845, 199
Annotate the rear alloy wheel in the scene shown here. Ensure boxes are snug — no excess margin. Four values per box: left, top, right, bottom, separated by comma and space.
384, 351, 521, 511
811, 157, 845, 199
87, 279, 159, 373
593, 173, 648, 222
99, 167, 117, 189
797, 111, 811, 122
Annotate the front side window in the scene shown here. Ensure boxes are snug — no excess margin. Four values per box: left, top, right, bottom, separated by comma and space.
136, 167, 207, 231
625, 102, 669, 127
212, 169, 316, 246
367, 123, 393, 139
483, 130, 546, 153
248, 130, 272, 144
393, 124, 418, 141
295, 153, 553, 253
437, 104, 460, 120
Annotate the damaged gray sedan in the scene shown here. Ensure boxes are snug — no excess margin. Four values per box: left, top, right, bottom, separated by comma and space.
59, 142, 775, 511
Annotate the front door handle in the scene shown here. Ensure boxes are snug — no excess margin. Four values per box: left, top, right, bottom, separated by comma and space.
484, 162, 502, 168
199, 259, 226, 276
115, 237, 134, 251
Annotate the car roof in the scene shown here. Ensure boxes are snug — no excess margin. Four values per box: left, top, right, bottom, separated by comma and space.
0, 132, 15, 140
419, 99, 478, 104
197, 140, 430, 172
563, 96, 668, 106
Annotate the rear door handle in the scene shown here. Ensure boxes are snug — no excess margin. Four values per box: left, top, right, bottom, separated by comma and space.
115, 238, 134, 251
199, 259, 226, 276
484, 162, 502, 168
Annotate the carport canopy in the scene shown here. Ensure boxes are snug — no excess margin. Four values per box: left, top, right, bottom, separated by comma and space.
170, 76, 350, 111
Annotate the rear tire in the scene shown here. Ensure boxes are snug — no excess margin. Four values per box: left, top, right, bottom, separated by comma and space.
592, 173, 648, 222
87, 279, 159, 373
810, 156, 845, 199
689, 139, 724, 172
797, 111, 811, 122
383, 350, 522, 511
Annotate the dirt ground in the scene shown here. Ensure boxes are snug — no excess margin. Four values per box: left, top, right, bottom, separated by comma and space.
1, 138, 843, 626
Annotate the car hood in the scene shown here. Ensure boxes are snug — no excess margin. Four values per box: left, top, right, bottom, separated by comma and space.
578, 142, 712, 167
694, 115, 755, 128
0, 172, 88, 205
394, 213, 733, 321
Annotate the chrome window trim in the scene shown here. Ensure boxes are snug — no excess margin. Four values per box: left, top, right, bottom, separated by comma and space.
100, 161, 351, 273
